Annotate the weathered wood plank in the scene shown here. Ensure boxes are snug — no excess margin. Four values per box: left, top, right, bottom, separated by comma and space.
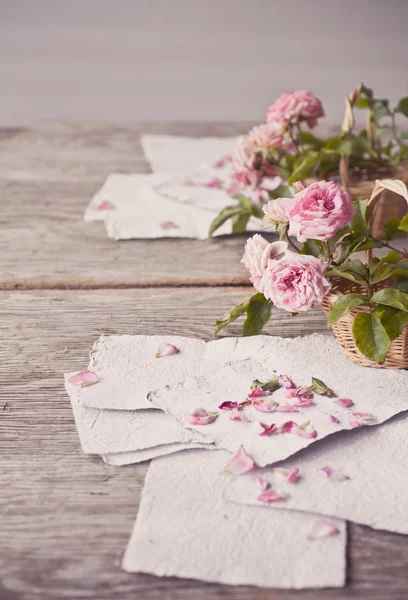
1, 288, 407, 600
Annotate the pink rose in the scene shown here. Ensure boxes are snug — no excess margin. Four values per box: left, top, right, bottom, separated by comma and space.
231, 135, 263, 189
261, 252, 331, 313
263, 196, 295, 225
241, 236, 288, 293
288, 181, 355, 242
250, 123, 297, 155
267, 91, 325, 128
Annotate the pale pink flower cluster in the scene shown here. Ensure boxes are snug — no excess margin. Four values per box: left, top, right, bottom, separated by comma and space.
267, 90, 325, 128
241, 237, 331, 313
263, 180, 355, 242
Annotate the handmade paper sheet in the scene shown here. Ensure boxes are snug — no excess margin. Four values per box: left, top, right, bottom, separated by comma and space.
150, 334, 408, 466
140, 134, 238, 173
102, 443, 213, 466
65, 375, 211, 454
225, 413, 408, 534
122, 449, 346, 588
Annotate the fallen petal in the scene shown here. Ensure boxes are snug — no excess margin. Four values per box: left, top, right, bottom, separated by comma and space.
279, 420, 297, 433
279, 374, 295, 388
349, 419, 362, 429
258, 422, 277, 436
94, 200, 115, 210
160, 220, 178, 230
308, 520, 340, 540
334, 398, 354, 408
291, 397, 314, 408
225, 445, 256, 475
329, 415, 340, 424
213, 154, 232, 168
155, 343, 180, 358
274, 467, 300, 483
253, 400, 278, 413
258, 487, 288, 503
68, 370, 98, 387
186, 408, 218, 426
252, 476, 269, 489
204, 176, 223, 189
281, 420, 317, 438
318, 466, 349, 481
229, 408, 245, 421
352, 411, 376, 424
276, 404, 299, 413
218, 401, 238, 410
247, 387, 266, 399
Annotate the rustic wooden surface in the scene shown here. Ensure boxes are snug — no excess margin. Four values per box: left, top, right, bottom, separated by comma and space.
1, 123, 408, 600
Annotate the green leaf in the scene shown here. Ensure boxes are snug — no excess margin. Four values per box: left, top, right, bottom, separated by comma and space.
324, 136, 353, 156
352, 312, 390, 363
231, 211, 251, 234
297, 132, 325, 149
326, 293, 367, 327
384, 217, 402, 241
267, 185, 292, 200
351, 199, 368, 234
326, 268, 367, 286
355, 93, 372, 109
371, 102, 392, 124
214, 300, 248, 335
288, 154, 320, 185
395, 97, 408, 118
371, 288, 408, 312
242, 293, 273, 336
208, 205, 248, 237
398, 214, 408, 233
299, 240, 323, 258
327, 259, 368, 285
374, 305, 408, 341
370, 264, 396, 284
250, 376, 280, 392
310, 377, 334, 396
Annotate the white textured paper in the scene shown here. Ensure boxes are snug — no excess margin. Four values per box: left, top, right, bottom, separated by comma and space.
140, 134, 238, 173
102, 443, 213, 466
226, 413, 408, 534
150, 334, 408, 466
122, 449, 346, 588
65, 375, 211, 454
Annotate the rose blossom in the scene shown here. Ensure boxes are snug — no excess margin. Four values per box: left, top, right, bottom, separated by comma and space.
261, 251, 331, 313
241, 236, 288, 293
267, 91, 325, 128
288, 181, 355, 242
263, 196, 295, 225
250, 123, 297, 155
231, 134, 263, 189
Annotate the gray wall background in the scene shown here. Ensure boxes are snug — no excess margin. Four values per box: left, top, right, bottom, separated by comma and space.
1, 0, 407, 125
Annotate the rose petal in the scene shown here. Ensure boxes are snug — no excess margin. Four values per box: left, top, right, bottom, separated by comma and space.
329, 415, 340, 424
160, 221, 178, 230
94, 200, 115, 210
218, 401, 238, 410
204, 176, 223, 189
274, 467, 300, 483
258, 422, 277, 436
253, 400, 278, 413
317, 466, 349, 481
252, 476, 269, 489
247, 387, 266, 399
352, 411, 376, 424
334, 398, 354, 408
68, 370, 98, 387
225, 445, 256, 475
279, 374, 295, 388
258, 487, 288, 503
308, 520, 340, 540
213, 154, 232, 168
280, 420, 317, 438
186, 408, 218, 426
155, 343, 180, 358
291, 397, 314, 408
349, 419, 362, 429
229, 408, 245, 421
276, 404, 299, 413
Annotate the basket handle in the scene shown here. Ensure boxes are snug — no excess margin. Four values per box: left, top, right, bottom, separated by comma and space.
339, 83, 374, 190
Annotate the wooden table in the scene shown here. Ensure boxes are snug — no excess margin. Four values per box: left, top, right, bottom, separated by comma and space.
1, 122, 407, 600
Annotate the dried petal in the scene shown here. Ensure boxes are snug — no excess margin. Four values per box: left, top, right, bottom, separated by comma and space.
276, 404, 299, 413
258, 487, 288, 503
329, 415, 340, 424
280, 420, 317, 438
352, 411, 376, 424
68, 370, 98, 387
160, 220, 178, 230
349, 420, 362, 429
258, 422, 277, 436
229, 408, 245, 421
291, 397, 314, 408
279, 420, 297, 433
186, 408, 218, 426
317, 466, 349, 481
253, 400, 278, 413
247, 387, 266, 399
94, 200, 115, 210
155, 343, 180, 358
279, 374, 295, 388
218, 401, 238, 410
274, 467, 300, 483
225, 445, 256, 475
204, 176, 223, 189
252, 476, 269, 489
308, 520, 340, 540
334, 398, 354, 408
213, 154, 232, 168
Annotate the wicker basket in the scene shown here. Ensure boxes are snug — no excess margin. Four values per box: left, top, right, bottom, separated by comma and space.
321, 278, 408, 369
339, 83, 408, 239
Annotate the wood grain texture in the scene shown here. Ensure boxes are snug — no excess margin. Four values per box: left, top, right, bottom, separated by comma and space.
1, 288, 408, 600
